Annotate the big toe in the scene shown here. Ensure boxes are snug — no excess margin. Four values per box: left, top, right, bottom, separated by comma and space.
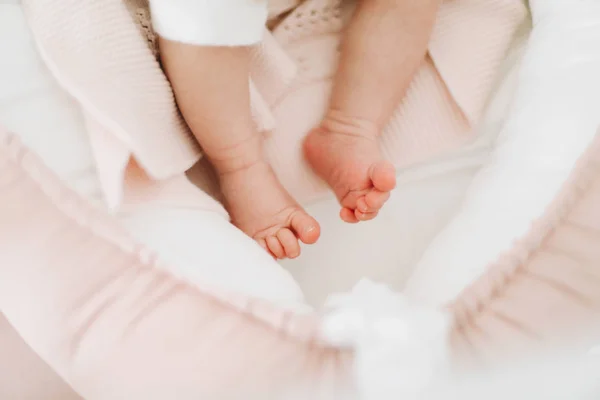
369, 161, 396, 192
290, 210, 321, 244
276, 228, 301, 259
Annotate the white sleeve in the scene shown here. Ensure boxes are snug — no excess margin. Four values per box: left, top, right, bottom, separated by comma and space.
149, 0, 268, 46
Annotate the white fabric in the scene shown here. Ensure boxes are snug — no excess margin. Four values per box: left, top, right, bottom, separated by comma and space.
321, 279, 449, 399
282, 169, 479, 306
424, 354, 600, 399
0, 2, 305, 310
120, 207, 308, 310
0, 3, 102, 204
405, 0, 600, 305
149, 0, 268, 46
321, 280, 600, 399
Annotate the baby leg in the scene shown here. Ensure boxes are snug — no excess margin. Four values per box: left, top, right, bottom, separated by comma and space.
160, 39, 320, 259
305, 0, 439, 222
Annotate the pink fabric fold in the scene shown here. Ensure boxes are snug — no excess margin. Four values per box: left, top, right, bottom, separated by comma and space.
429, 0, 527, 125
21, 0, 527, 211
451, 129, 600, 367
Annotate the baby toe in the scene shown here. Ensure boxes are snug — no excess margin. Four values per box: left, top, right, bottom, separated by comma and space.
340, 207, 360, 223
277, 228, 301, 259
257, 238, 277, 259
266, 236, 286, 259
369, 161, 396, 192
290, 210, 321, 244
340, 189, 369, 211
365, 190, 391, 211
355, 209, 378, 221
257, 238, 269, 252
356, 197, 371, 213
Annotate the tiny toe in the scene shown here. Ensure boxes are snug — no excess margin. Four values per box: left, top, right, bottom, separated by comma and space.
277, 228, 301, 259
355, 209, 378, 221
290, 211, 321, 244
356, 197, 371, 213
340, 207, 359, 223
340, 189, 369, 212
257, 238, 269, 252
266, 236, 285, 259
257, 238, 277, 259
369, 161, 396, 192
365, 190, 391, 211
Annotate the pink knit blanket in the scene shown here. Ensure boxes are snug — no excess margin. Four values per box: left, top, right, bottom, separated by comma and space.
21, 0, 527, 212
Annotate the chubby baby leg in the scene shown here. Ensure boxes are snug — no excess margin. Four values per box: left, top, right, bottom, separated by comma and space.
159, 39, 320, 259
305, 0, 439, 223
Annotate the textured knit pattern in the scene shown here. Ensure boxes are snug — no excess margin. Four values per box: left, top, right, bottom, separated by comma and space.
21, 0, 527, 209
21, 0, 202, 209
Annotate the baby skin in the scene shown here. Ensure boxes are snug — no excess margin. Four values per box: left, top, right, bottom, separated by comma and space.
305, 0, 439, 223
159, 0, 439, 258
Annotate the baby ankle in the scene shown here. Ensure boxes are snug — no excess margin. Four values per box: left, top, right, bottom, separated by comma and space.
212, 156, 269, 178
203, 134, 265, 176
320, 109, 380, 140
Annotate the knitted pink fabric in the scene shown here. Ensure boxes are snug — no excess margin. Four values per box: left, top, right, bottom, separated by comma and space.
21, 0, 526, 210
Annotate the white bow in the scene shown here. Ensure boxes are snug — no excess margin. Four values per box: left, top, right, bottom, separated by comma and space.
320, 279, 451, 399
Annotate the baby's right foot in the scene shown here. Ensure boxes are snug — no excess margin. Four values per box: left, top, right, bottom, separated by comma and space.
304, 117, 396, 223
219, 161, 320, 259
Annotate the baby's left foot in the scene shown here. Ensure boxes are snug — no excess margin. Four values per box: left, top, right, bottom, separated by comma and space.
220, 161, 320, 259
304, 119, 396, 223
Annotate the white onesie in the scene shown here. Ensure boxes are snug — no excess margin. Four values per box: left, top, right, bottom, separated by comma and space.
149, 0, 268, 46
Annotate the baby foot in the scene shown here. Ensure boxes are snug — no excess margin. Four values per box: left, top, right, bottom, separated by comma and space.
304, 124, 396, 223
219, 161, 320, 259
